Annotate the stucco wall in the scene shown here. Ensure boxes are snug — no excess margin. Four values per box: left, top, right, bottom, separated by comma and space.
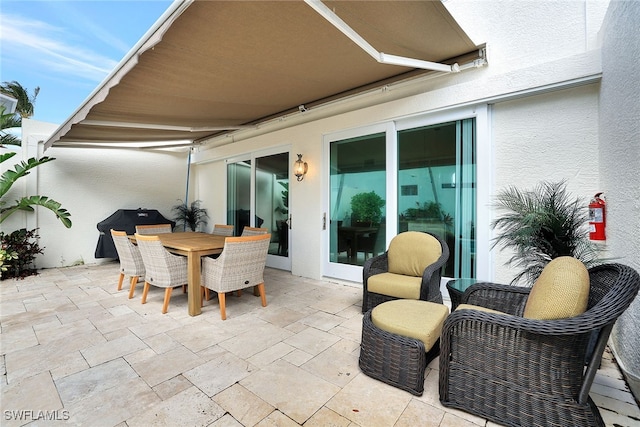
599, 0, 640, 398
3, 119, 190, 269
491, 84, 601, 284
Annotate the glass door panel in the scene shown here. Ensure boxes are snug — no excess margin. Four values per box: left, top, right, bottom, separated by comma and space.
397, 119, 475, 278
227, 160, 251, 237
329, 133, 386, 267
227, 151, 291, 271
255, 153, 290, 259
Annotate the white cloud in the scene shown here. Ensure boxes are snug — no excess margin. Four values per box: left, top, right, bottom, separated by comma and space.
0, 13, 118, 82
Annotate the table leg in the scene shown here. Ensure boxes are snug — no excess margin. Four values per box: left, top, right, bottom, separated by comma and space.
187, 252, 203, 316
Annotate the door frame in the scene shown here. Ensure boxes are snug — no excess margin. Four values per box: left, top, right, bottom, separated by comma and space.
322, 105, 492, 284
226, 145, 292, 271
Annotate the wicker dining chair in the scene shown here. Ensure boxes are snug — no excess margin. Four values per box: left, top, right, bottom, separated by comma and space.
110, 229, 145, 299
362, 231, 449, 313
134, 233, 188, 314
135, 223, 173, 235
211, 224, 234, 236
439, 262, 640, 427
201, 234, 271, 320
241, 226, 269, 236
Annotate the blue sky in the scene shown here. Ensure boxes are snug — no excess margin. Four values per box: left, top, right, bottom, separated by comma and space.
1, 1, 173, 125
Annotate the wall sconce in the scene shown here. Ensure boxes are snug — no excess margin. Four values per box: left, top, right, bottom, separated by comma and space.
294, 154, 308, 181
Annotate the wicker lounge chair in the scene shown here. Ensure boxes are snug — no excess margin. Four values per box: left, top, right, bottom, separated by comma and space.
362, 231, 449, 313
211, 224, 234, 236
110, 229, 145, 299
439, 262, 640, 427
134, 233, 188, 314
135, 223, 173, 235
201, 234, 271, 320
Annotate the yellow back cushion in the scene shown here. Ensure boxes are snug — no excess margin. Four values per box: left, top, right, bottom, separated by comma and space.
388, 232, 442, 277
523, 256, 590, 320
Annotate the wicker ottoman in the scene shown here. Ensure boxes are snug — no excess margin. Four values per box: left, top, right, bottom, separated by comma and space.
359, 299, 449, 395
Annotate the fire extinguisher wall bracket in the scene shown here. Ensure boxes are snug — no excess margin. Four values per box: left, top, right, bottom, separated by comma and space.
589, 192, 606, 241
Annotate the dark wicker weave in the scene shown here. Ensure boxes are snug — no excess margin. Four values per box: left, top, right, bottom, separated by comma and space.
359, 310, 440, 395
362, 232, 449, 313
439, 263, 640, 427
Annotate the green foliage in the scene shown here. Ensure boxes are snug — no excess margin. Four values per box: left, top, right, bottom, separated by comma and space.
402, 201, 445, 220
0, 246, 19, 278
1, 108, 21, 146
350, 191, 385, 224
0, 228, 43, 279
491, 180, 601, 285
172, 200, 209, 231
0, 153, 72, 228
1, 80, 39, 119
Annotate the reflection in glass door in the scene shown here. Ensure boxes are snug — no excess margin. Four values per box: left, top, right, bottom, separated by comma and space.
227, 151, 291, 270
329, 133, 386, 267
255, 153, 290, 262
227, 159, 251, 237
397, 119, 476, 278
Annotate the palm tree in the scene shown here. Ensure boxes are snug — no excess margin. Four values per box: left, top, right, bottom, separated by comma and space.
491, 180, 601, 285
1, 81, 40, 118
1, 108, 21, 146
0, 81, 40, 147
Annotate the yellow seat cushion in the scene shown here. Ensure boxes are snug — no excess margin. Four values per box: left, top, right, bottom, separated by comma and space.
387, 231, 442, 277
523, 256, 590, 320
372, 300, 449, 350
367, 272, 421, 299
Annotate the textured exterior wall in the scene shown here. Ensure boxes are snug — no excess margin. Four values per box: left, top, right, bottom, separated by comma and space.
491, 85, 601, 284
4, 119, 189, 268
599, 0, 640, 398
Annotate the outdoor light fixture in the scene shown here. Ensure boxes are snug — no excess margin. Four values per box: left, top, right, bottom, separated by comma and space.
294, 154, 308, 181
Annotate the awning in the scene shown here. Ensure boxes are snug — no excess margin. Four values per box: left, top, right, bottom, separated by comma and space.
45, 0, 484, 150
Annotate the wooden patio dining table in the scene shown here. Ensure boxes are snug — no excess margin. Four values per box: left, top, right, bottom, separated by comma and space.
154, 232, 226, 316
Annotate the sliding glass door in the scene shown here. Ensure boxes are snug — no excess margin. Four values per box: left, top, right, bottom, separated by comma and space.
324, 114, 478, 282
397, 119, 475, 278
329, 133, 386, 266
227, 149, 291, 270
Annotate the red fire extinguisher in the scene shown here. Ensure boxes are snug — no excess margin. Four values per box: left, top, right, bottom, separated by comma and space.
589, 192, 606, 241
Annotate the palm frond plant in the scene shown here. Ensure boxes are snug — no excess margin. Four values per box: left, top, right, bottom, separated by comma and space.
1, 107, 22, 146
1, 152, 72, 228
172, 200, 209, 232
1, 80, 40, 119
491, 180, 602, 285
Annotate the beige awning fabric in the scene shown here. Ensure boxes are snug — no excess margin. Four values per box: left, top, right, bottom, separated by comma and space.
45, 0, 482, 149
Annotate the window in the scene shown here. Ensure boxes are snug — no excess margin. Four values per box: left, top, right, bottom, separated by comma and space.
401, 185, 418, 196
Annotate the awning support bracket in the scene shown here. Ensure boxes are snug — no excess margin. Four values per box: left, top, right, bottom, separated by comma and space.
304, 0, 459, 73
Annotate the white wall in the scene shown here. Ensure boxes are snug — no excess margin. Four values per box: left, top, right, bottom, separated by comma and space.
598, 0, 640, 399
3, 119, 189, 268
491, 84, 601, 284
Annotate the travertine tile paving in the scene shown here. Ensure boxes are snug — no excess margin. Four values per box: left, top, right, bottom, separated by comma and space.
1, 262, 639, 426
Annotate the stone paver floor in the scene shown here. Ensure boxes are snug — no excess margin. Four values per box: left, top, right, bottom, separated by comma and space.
1, 263, 639, 426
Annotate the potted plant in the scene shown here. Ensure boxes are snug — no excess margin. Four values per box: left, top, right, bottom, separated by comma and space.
172, 200, 209, 232
350, 191, 385, 226
491, 180, 602, 285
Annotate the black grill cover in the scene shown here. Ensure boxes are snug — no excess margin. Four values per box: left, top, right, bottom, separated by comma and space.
95, 209, 175, 258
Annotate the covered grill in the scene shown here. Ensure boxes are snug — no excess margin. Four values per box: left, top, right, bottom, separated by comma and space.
95, 209, 175, 258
